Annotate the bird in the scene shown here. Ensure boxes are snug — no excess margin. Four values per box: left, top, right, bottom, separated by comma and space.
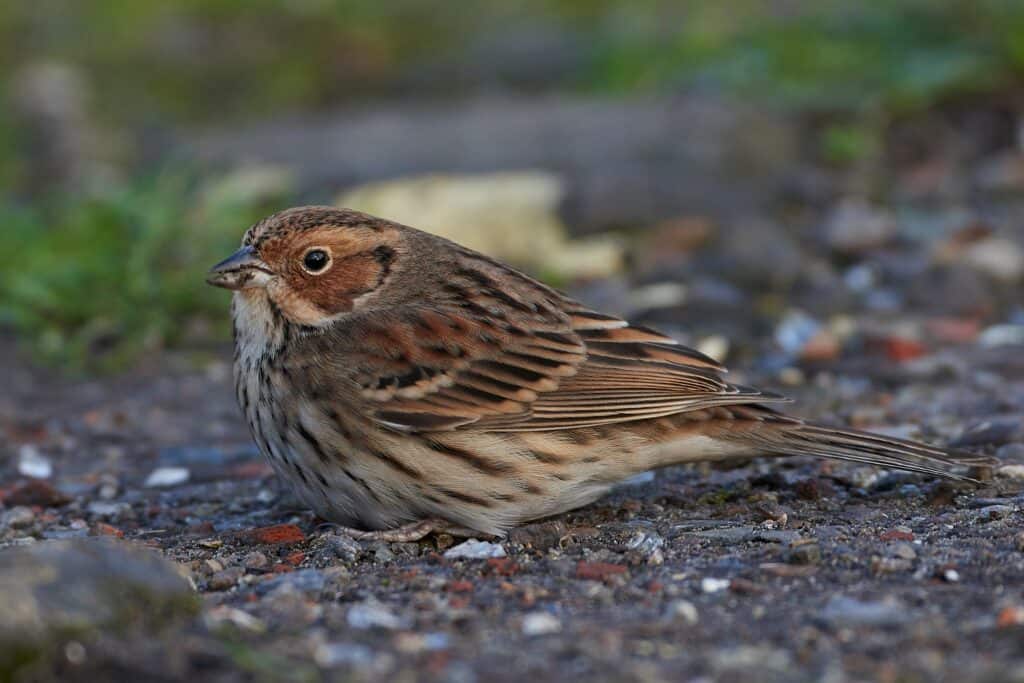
207, 206, 992, 541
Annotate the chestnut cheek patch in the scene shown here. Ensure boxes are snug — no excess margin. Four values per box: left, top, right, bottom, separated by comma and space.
307, 246, 395, 315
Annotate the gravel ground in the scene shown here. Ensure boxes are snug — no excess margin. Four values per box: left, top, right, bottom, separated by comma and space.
4, 120, 1024, 680
2, 328, 1023, 682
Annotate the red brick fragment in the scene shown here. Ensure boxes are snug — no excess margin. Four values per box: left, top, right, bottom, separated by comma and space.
447, 580, 475, 593
93, 522, 124, 538
576, 561, 628, 581
284, 551, 305, 566
880, 529, 915, 542
883, 337, 928, 362
486, 558, 520, 576
246, 523, 306, 545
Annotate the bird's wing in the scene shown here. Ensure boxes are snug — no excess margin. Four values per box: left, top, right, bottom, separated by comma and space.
345, 292, 786, 433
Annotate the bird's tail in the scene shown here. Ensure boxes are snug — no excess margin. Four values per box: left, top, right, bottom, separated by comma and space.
726, 419, 995, 481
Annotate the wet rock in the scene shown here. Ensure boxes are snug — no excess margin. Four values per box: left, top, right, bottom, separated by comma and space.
0, 539, 197, 673
444, 539, 506, 560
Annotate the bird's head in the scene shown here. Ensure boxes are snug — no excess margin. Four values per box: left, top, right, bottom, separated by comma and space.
207, 206, 406, 326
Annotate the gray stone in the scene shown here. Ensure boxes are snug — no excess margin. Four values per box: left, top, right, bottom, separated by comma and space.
0, 539, 197, 673
820, 595, 910, 627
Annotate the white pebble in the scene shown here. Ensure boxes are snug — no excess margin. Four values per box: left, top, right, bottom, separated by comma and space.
347, 601, 408, 630
143, 466, 190, 488
668, 599, 699, 625
979, 324, 1024, 348
443, 539, 506, 559
521, 612, 562, 636
18, 445, 52, 479
701, 577, 731, 594
998, 465, 1024, 480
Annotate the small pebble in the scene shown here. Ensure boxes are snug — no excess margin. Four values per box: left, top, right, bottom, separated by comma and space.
207, 567, 244, 591
979, 324, 1024, 348
325, 534, 363, 561
144, 467, 190, 488
978, 505, 1014, 522
3, 506, 36, 529
443, 539, 506, 560
701, 577, 731, 594
18, 445, 52, 479
314, 642, 375, 668
788, 543, 822, 565
890, 542, 918, 561
243, 551, 269, 571
997, 465, 1024, 480
347, 601, 408, 630
667, 600, 699, 625
521, 612, 562, 636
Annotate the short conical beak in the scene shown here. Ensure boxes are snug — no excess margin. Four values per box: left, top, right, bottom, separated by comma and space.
206, 245, 273, 290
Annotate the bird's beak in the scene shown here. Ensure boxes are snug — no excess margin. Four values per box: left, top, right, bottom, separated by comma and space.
206, 245, 273, 290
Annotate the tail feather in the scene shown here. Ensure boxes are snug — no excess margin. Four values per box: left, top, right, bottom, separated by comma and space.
735, 421, 995, 482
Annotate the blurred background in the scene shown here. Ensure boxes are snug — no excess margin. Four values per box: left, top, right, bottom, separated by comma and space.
2, 0, 1024, 373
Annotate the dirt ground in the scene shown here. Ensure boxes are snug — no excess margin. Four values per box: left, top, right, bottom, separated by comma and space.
2, 325, 1023, 682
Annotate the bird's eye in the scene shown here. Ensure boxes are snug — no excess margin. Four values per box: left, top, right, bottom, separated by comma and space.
302, 248, 331, 273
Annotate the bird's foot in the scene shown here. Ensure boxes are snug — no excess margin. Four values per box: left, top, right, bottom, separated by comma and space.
331, 518, 487, 542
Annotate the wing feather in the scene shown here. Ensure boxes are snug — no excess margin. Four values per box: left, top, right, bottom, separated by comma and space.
340, 253, 786, 433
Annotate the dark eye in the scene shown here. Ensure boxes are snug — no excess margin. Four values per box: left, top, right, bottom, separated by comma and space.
302, 249, 330, 273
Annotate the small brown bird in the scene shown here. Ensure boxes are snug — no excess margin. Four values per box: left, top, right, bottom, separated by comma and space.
207, 206, 989, 541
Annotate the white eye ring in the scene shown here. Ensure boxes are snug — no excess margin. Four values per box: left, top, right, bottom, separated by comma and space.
301, 247, 332, 274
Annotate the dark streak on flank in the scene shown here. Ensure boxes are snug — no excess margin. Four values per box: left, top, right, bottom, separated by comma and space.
438, 487, 494, 508
367, 446, 422, 480
295, 421, 330, 464
425, 439, 517, 475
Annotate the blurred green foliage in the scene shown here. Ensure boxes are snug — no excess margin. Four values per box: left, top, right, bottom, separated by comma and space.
2, 0, 1021, 125
0, 171, 291, 370
2, 0, 1023, 369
